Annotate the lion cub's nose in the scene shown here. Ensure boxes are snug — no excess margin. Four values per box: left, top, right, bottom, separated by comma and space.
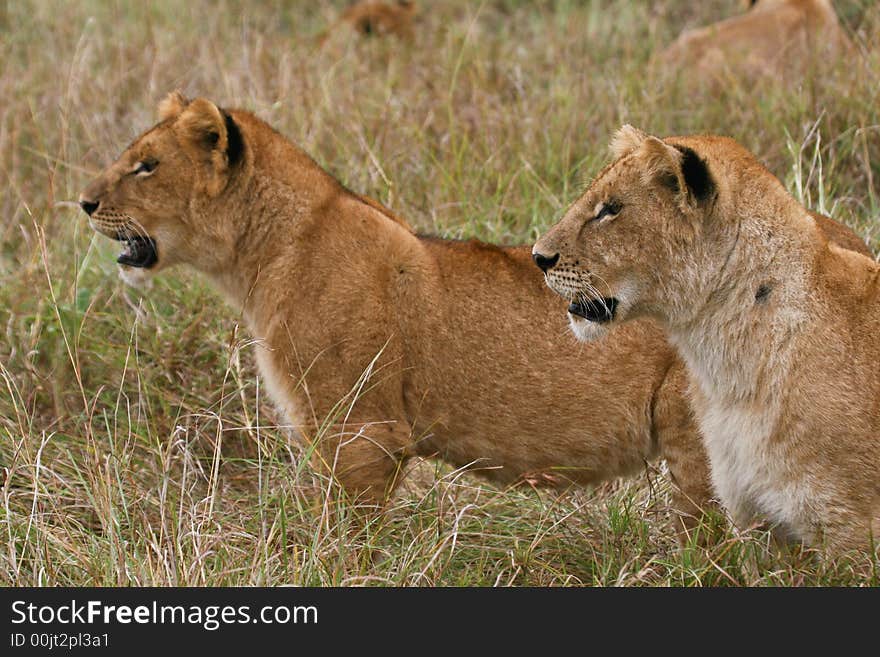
532, 251, 560, 272
79, 199, 99, 216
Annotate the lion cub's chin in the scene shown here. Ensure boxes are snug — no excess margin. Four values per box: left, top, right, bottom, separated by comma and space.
568, 314, 613, 342
118, 265, 155, 291
566, 285, 635, 342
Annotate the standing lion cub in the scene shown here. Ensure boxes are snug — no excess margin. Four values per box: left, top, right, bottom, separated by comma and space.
79, 92, 723, 537
534, 126, 879, 552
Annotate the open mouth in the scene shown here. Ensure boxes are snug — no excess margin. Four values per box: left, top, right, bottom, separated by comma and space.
116, 236, 158, 268
568, 297, 618, 323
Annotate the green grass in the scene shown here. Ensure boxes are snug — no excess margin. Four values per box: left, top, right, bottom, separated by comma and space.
1, 0, 879, 586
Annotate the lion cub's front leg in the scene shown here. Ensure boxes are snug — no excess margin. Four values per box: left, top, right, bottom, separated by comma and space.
256, 345, 413, 506
653, 363, 723, 545
310, 416, 414, 507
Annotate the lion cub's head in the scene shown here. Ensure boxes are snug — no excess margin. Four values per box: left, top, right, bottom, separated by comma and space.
79, 92, 244, 284
532, 125, 717, 341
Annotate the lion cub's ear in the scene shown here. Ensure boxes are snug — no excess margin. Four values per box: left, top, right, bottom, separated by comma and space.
177, 98, 227, 148
176, 98, 237, 196
639, 136, 684, 193
158, 90, 189, 121
638, 136, 715, 210
610, 124, 649, 159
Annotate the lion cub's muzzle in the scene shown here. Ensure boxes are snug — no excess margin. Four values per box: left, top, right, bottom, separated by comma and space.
532, 247, 619, 324
78, 198, 159, 269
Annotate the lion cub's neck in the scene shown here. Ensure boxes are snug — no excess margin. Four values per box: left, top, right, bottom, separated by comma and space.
666, 202, 820, 409
196, 110, 415, 342
191, 114, 340, 322
662, 202, 861, 537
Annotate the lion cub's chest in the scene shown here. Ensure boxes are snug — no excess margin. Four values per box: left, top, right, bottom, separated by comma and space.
695, 395, 813, 538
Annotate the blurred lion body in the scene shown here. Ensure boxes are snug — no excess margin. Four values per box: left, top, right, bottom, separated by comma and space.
657, 0, 853, 84
79, 93, 720, 536
535, 126, 879, 552
317, 0, 417, 45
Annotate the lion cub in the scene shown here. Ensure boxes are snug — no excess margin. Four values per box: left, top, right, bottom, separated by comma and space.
78, 93, 727, 538
534, 126, 879, 552
657, 0, 853, 85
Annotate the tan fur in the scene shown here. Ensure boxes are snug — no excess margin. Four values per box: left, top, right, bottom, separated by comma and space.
79, 93, 721, 539
534, 126, 879, 552
317, 1, 417, 46
656, 0, 853, 85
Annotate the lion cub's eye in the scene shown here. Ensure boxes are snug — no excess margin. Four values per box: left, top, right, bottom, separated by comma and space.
132, 159, 158, 176
594, 200, 623, 222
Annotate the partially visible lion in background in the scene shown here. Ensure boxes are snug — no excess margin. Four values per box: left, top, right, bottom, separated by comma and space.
317, 0, 417, 46
656, 0, 854, 85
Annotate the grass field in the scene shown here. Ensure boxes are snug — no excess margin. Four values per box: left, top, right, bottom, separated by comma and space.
1, 0, 879, 586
